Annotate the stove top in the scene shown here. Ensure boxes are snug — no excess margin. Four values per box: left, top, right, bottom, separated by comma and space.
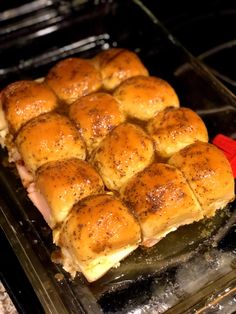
146, 0, 236, 95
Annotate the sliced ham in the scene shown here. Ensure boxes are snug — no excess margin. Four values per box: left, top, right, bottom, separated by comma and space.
15, 161, 34, 188
27, 182, 51, 226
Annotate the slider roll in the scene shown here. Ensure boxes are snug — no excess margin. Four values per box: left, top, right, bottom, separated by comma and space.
91, 122, 155, 191
69, 92, 125, 155
91, 48, 149, 90
54, 194, 141, 282
121, 162, 203, 247
15, 112, 86, 174
113, 76, 179, 121
1, 80, 58, 135
45, 58, 102, 105
147, 107, 208, 158
30, 158, 104, 228
169, 141, 235, 217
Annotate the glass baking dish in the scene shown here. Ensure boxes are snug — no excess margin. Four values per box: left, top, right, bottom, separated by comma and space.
0, 0, 235, 313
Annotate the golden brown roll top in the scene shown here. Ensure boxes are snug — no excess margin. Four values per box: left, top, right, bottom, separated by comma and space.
121, 162, 203, 247
54, 194, 141, 282
1, 80, 58, 135
113, 76, 179, 121
169, 141, 235, 217
91, 122, 155, 190
32, 158, 104, 228
69, 92, 125, 155
15, 112, 86, 174
45, 58, 102, 105
147, 107, 208, 158
91, 48, 149, 90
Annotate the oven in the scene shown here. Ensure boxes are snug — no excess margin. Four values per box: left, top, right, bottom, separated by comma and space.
0, 1, 236, 313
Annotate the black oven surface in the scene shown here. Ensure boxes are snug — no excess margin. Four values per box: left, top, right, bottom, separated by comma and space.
0, 1, 236, 313
145, 0, 236, 95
